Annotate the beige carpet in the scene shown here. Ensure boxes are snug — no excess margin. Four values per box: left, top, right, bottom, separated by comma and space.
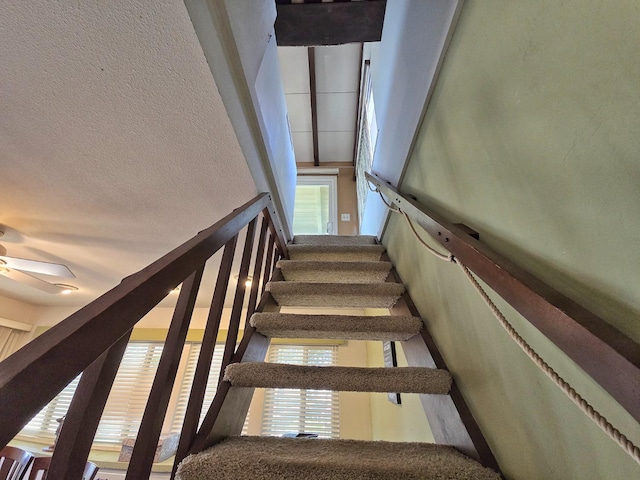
224, 363, 452, 394
277, 260, 393, 283
293, 235, 378, 245
250, 313, 423, 341
266, 282, 405, 308
287, 244, 385, 261
176, 436, 501, 480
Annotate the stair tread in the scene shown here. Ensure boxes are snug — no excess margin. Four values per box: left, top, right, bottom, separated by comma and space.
266, 281, 405, 308
293, 235, 378, 245
176, 436, 501, 480
250, 313, 422, 341
287, 244, 385, 261
224, 362, 451, 394
277, 260, 393, 283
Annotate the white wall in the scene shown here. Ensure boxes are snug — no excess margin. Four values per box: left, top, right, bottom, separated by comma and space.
184, 0, 296, 239
0, 295, 37, 324
361, 0, 462, 235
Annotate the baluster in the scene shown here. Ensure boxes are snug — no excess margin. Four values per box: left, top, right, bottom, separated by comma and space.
171, 237, 238, 478
125, 267, 205, 480
218, 218, 257, 383
246, 216, 269, 323
47, 333, 131, 480
261, 234, 275, 295
263, 207, 288, 259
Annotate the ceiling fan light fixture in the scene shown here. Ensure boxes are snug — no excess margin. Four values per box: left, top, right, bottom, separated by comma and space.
170, 285, 181, 294
55, 284, 78, 295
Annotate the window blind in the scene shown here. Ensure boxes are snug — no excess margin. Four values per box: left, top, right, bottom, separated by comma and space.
261, 345, 339, 438
21, 342, 164, 444
168, 343, 225, 434
21, 341, 249, 445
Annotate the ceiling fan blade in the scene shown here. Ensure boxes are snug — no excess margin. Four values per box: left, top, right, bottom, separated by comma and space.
0, 255, 75, 278
0, 269, 65, 294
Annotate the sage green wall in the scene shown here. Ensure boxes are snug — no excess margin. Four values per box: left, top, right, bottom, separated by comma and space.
383, 1, 640, 479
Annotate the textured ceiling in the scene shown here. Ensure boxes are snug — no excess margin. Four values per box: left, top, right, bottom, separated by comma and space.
0, 1, 258, 307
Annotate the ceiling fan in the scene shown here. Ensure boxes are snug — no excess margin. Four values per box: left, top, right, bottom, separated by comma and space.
0, 232, 76, 294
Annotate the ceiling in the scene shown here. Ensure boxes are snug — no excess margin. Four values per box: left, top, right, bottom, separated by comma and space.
278, 44, 362, 165
0, 0, 383, 310
0, 1, 258, 307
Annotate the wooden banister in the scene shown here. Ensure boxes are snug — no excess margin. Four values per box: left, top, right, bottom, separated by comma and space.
366, 171, 640, 423
0, 192, 287, 480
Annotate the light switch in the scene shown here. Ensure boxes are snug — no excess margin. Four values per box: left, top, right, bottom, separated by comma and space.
341, 213, 351, 222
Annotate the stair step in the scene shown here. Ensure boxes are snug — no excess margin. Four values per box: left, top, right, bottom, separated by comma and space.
224, 363, 451, 394
277, 260, 392, 283
176, 436, 500, 480
265, 282, 405, 308
293, 234, 378, 245
287, 244, 385, 261
250, 313, 423, 341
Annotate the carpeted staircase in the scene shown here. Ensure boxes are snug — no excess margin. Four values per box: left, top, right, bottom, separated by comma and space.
176, 235, 500, 479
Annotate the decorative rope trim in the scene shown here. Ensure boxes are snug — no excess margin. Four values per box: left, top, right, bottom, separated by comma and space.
372, 186, 452, 262
368, 180, 640, 466
456, 260, 640, 465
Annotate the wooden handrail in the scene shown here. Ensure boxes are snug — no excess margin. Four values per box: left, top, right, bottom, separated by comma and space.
0, 192, 272, 447
367, 171, 640, 423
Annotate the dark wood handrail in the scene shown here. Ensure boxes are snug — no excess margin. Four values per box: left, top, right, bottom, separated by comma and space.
0, 192, 272, 447
367, 171, 640, 423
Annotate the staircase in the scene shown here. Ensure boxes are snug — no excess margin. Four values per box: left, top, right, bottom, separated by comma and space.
176, 235, 500, 479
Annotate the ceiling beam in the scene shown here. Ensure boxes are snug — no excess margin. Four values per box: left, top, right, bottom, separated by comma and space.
275, 1, 387, 46
308, 47, 320, 166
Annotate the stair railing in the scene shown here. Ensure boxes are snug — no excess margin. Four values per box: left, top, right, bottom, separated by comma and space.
366, 171, 640, 435
0, 193, 288, 480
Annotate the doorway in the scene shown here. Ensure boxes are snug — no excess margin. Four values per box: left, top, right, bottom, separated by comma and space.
292, 176, 338, 235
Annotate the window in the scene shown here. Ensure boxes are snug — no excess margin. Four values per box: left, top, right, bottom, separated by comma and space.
355, 59, 378, 229
21, 341, 227, 445
261, 345, 339, 438
168, 343, 225, 434
292, 176, 338, 235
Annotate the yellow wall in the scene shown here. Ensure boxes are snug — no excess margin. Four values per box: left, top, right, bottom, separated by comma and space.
366, 340, 433, 442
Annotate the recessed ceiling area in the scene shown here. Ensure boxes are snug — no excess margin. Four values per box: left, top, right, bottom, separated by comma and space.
278, 44, 362, 165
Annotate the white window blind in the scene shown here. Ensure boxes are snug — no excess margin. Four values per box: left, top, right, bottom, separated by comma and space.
261, 345, 339, 438
22, 342, 164, 444
21, 341, 252, 445
168, 343, 225, 434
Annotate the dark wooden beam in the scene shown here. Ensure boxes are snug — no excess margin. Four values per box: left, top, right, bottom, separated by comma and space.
308, 47, 320, 166
367, 171, 640, 423
275, 1, 387, 46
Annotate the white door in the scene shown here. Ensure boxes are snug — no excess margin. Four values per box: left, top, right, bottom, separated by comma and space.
292, 176, 338, 235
